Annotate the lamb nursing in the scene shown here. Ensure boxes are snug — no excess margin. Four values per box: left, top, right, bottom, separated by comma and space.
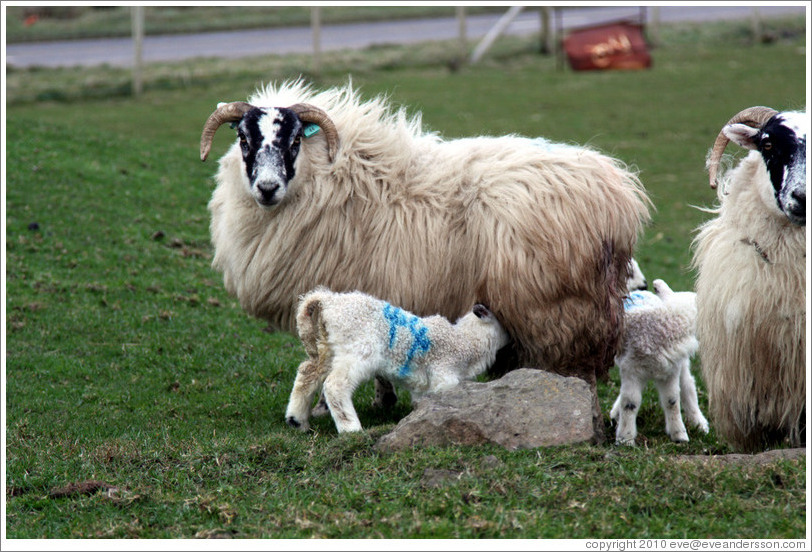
285, 289, 510, 433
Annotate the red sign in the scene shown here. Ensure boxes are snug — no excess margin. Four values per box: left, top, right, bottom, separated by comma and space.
563, 21, 652, 71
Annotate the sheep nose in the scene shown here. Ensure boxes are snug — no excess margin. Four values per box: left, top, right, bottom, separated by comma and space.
256, 183, 281, 206
789, 189, 805, 216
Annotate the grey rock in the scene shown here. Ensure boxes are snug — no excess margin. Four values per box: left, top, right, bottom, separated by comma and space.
375, 368, 595, 452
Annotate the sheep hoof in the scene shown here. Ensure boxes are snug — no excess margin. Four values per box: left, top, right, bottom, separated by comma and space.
615, 437, 636, 447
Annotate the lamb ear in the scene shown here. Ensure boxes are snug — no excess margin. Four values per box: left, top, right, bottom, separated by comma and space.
473, 304, 490, 319
722, 123, 760, 150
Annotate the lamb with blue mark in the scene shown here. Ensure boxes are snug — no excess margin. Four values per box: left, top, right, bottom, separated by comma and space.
611, 278, 709, 445
285, 287, 510, 433
382, 303, 432, 377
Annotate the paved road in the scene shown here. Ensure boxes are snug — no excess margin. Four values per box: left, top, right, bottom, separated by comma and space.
5, 5, 806, 68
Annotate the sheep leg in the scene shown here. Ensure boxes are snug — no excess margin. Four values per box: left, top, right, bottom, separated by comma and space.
372, 376, 398, 410
654, 373, 689, 443
322, 356, 365, 433
678, 358, 709, 434
285, 358, 327, 431
614, 373, 643, 446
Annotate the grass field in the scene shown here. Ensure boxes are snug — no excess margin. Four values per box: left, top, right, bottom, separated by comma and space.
4, 15, 808, 540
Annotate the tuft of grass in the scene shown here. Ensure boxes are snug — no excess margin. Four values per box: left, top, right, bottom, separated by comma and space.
4, 16, 807, 539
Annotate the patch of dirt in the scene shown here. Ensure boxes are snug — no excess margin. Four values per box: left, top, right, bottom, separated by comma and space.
421, 468, 465, 488
48, 479, 114, 498
674, 447, 805, 466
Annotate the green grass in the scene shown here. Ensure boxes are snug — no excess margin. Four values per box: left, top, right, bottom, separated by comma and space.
4, 17, 807, 539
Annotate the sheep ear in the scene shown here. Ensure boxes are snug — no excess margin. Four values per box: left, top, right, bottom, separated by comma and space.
723, 123, 760, 150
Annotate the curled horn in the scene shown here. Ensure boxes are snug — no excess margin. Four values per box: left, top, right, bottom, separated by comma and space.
200, 101, 254, 162
707, 106, 778, 189
288, 103, 340, 163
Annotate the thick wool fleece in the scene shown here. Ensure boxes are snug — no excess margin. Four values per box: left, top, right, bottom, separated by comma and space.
206, 80, 651, 428
692, 152, 806, 452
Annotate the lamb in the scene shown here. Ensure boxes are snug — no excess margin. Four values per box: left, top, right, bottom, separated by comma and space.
627, 257, 648, 291
284, 288, 510, 433
692, 106, 806, 452
200, 79, 651, 434
610, 279, 709, 445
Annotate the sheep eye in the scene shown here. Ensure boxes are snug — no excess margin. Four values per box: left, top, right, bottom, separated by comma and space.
762, 141, 772, 151
293, 136, 301, 146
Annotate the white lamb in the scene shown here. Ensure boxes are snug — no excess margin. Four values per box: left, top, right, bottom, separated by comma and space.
626, 257, 648, 291
610, 279, 709, 445
285, 288, 511, 433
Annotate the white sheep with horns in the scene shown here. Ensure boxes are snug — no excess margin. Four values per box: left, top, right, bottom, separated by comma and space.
284, 288, 510, 433
200, 80, 651, 434
610, 279, 709, 445
692, 106, 807, 452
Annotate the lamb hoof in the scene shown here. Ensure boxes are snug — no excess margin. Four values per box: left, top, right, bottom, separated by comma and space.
336, 424, 363, 433
372, 390, 398, 410
286, 416, 308, 432
312, 400, 330, 418
615, 435, 636, 446
669, 432, 689, 443
693, 419, 710, 434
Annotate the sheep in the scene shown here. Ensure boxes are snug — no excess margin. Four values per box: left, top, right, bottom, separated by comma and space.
610, 279, 709, 445
692, 106, 806, 452
200, 79, 651, 434
284, 288, 510, 433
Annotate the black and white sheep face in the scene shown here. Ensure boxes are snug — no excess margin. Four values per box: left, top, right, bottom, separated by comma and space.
236, 107, 304, 208
724, 111, 807, 226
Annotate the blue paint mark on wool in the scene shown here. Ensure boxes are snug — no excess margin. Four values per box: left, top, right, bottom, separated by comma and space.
624, 290, 660, 312
382, 303, 432, 377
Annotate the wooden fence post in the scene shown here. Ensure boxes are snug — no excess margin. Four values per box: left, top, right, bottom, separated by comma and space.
131, 6, 144, 97
311, 7, 322, 74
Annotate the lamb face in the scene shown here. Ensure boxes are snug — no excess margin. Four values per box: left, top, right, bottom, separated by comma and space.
626, 258, 648, 291
465, 304, 511, 350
